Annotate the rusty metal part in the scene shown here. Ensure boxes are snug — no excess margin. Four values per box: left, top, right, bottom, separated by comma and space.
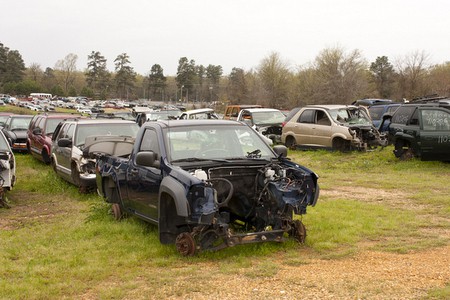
111, 203, 122, 220
290, 220, 307, 243
175, 232, 197, 256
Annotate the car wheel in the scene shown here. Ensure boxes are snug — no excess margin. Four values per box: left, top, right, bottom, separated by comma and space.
394, 140, 415, 160
332, 138, 350, 152
42, 150, 51, 164
285, 136, 297, 150
71, 165, 85, 193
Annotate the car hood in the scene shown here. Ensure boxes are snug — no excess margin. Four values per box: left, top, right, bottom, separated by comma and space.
6, 130, 28, 139
83, 135, 136, 158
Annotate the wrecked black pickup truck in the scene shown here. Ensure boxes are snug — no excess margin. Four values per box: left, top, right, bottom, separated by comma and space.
87, 120, 319, 255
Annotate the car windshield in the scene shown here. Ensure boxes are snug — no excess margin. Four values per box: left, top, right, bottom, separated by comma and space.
251, 111, 286, 125
368, 106, 385, 120
329, 108, 372, 126
10, 117, 32, 130
45, 118, 67, 135
165, 124, 275, 162
75, 123, 139, 147
147, 111, 181, 121
0, 116, 10, 126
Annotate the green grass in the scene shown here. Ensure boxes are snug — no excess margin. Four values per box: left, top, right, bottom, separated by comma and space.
0, 145, 449, 298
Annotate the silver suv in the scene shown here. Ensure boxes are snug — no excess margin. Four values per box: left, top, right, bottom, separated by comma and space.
51, 119, 139, 192
281, 105, 386, 151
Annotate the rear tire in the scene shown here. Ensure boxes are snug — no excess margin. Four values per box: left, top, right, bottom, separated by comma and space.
285, 136, 297, 150
42, 150, 51, 164
394, 140, 415, 160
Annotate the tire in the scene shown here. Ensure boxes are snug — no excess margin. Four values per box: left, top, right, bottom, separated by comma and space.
285, 136, 297, 150
394, 140, 415, 160
51, 158, 57, 173
42, 150, 51, 164
332, 138, 350, 152
72, 165, 87, 193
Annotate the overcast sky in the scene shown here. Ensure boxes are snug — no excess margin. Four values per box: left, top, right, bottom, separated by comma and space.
2, 0, 449, 76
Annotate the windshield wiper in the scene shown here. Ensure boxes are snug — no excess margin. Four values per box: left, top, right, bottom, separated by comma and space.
247, 149, 261, 158
171, 157, 230, 163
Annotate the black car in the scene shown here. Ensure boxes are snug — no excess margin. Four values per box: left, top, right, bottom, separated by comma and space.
383, 96, 450, 161
2, 115, 33, 152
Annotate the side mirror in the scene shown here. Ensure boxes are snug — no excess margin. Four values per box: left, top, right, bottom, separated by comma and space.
135, 151, 160, 168
33, 127, 42, 135
57, 138, 72, 148
273, 145, 288, 158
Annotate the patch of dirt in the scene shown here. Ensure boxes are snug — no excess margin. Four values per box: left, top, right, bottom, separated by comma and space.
0, 192, 75, 230
3, 188, 449, 299
190, 246, 450, 299
321, 186, 413, 208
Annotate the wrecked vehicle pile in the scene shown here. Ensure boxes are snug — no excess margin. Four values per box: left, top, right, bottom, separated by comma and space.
88, 120, 319, 255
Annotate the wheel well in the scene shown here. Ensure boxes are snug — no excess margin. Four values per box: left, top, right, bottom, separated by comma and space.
41, 148, 50, 164
285, 135, 296, 147
332, 137, 350, 151
159, 193, 187, 244
103, 177, 119, 203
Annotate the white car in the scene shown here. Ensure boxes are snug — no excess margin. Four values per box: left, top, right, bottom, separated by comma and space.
0, 130, 16, 208
237, 108, 285, 144
178, 108, 219, 120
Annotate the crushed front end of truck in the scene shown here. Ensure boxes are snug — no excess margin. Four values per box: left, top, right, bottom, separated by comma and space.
175, 160, 319, 256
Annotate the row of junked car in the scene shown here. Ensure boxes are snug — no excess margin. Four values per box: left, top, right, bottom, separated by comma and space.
279, 96, 450, 161
2, 95, 449, 254
0, 110, 319, 255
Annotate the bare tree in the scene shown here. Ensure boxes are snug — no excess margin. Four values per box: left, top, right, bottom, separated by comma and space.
258, 52, 291, 108
26, 63, 43, 82
55, 53, 78, 94
426, 62, 450, 97
395, 50, 430, 99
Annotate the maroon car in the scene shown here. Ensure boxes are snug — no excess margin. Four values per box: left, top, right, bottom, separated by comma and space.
27, 113, 81, 164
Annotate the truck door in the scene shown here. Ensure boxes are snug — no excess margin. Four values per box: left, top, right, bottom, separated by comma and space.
125, 128, 162, 221
419, 107, 450, 160
53, 123, 75, 178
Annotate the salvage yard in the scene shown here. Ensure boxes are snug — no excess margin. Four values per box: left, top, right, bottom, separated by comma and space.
1, 148, 449, 299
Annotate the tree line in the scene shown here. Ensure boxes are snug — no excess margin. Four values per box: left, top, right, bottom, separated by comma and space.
1, 41, 449, 109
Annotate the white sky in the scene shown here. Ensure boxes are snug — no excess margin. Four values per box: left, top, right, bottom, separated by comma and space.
2, 0, 449, 76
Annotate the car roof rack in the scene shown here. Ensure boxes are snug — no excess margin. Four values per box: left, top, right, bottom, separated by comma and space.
92, 113, 127, 120
410, 94, 447, 103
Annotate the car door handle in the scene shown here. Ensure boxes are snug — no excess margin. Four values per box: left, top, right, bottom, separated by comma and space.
130, 168, 139, 175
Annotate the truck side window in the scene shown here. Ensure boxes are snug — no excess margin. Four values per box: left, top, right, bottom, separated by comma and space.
140, 129, 160, 156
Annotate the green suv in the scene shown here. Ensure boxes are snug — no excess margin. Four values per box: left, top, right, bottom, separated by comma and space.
384, 96, 450, 161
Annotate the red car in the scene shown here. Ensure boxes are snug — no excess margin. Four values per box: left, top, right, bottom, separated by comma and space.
27, 113, 81, 164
